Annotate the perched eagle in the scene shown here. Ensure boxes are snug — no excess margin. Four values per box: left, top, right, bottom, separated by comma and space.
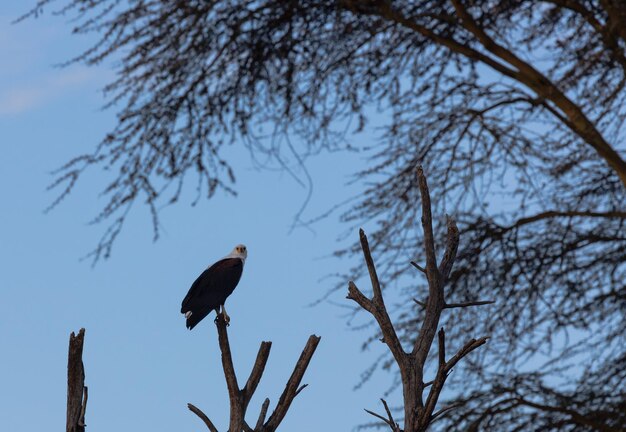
181, 244, 247, 329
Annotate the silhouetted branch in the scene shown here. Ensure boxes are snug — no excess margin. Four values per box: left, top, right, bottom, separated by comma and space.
215, 315, 243, 431
188, 316, 320, 431
364, 399, 401, 432
188, 403, 219, 432
264, 335, 321, 431
444, 300, 495, 309
67, 328, 87, 432
242, 341, 272, 410
255, 398, 270, 430
348, 167, 491, 431
412, 298, 427, 308
410, 261, 426, 274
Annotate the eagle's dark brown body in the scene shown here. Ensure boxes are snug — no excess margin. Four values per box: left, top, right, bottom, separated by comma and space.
181, 257, 244, 329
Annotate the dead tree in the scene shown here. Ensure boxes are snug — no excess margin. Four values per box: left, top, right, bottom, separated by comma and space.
67, 328, 88, 432
347, 167, 491, 432
188, 316, 320, 432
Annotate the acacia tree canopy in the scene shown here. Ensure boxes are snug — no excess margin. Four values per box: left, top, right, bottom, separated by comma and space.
23, 1, 626, 430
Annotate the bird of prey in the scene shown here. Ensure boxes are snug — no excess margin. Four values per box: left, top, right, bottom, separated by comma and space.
181, 244, 247, 329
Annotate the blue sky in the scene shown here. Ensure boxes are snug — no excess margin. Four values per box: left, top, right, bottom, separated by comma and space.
0, 4, 404, 431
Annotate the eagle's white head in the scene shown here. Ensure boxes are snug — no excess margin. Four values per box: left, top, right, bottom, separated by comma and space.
229, 244, 248, 262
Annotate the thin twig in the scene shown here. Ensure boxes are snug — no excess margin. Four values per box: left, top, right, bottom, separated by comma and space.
444, 300, 495, 308
445, 337, 490, 373
364, 409, 394, 428
381, 398, 399, 431
294, 383, 309, 397
413, 298, 427, 308
410, 261, 426, 273
431, 402, 462, 422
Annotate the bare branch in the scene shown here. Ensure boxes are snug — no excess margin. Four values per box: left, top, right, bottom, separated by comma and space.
187, 403, 219, 432
430, 402, 462, 422
410, 261, 426, 273
438, 328, 446, 368
347, 280, 375, 313
359, 228, 384, 302
381, 398, 400, 432
67, 328, 87, 432
264, 335, 321, 431
438, 216, 460, 284
215, 315, 243, 432
348, 281, 405, 365
351, 167, 488, 431
255, 398, 270, 430
413, 298, 427, 308
444, 300, 495, 309
413, 169, 457, 362
364, 408, 394, 427
242, 341, 272, 410
449, 0, 626, 186
294, 384, 308, 397
445, 337, 490, 373
416, 165, 438, 278
189, 316, 319, 432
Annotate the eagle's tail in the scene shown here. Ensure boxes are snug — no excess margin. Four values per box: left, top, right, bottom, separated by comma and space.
184, 307, 213, 330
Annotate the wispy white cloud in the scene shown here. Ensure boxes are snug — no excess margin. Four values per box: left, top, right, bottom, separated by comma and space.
0, 12, 112, 116
0, 67, 103, 116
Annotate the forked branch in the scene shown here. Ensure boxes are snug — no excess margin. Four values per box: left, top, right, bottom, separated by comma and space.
348, 166, 492, 432
188, 316, 320, 432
